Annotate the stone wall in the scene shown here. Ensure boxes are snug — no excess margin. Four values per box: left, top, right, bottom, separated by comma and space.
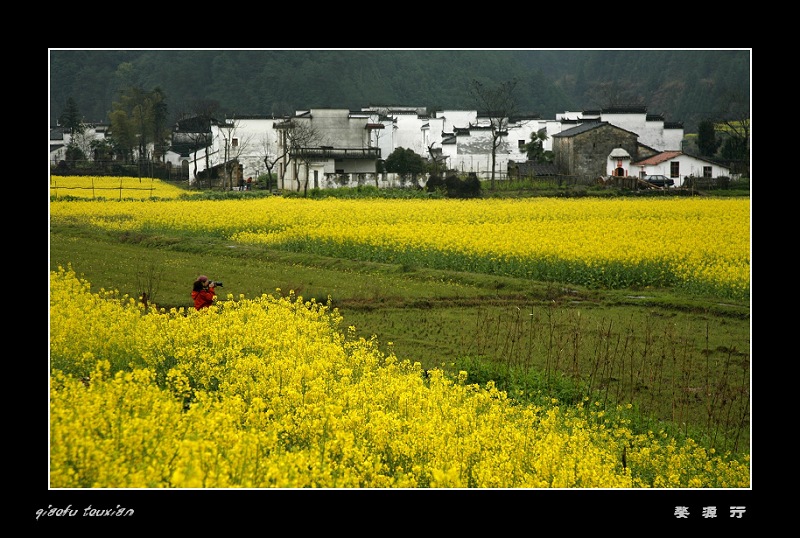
554, 124, 640, 178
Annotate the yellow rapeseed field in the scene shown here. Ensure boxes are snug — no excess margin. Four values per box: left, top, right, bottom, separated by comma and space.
49, 178, 750, 488
49, 267, 750, 488
49, 175, 192, 200
50, 191, 750, 299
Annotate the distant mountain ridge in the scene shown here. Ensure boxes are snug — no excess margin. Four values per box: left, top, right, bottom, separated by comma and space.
49, 49, 750, 134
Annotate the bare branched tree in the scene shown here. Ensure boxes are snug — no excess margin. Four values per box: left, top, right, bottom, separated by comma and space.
715, 91, 750, 177
218, 117, 253, 190
175, 100, 219, 186
371, 121, 387, 187
281, 121, 323, 194
135, 262, 163, 312
174, 127, 211, 185
69, 128, 95, 162
427, 143, 447, 177
257, 129, 287, 192
469, 79, 519, 189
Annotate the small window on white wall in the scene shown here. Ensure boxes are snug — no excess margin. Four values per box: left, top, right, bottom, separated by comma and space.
703, 166, 712, 178
232, 138, 239, 147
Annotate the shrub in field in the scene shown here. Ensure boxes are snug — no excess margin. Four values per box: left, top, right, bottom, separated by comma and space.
425, 174, 445, 193
49, 267, 749, 488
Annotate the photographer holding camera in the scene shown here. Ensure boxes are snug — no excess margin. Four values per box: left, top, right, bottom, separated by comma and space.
191, 275, 219, 310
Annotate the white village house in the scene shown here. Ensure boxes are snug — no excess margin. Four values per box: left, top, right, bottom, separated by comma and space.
630, 151, 726, 186
50, 124, 110, 163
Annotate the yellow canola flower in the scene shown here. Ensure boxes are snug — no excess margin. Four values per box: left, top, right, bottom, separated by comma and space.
49, 175, 192, 200
50, 196, 750, 299
50, 267, 750, 488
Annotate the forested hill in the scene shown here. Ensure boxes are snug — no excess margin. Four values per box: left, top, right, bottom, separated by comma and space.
49, 49, 750, 134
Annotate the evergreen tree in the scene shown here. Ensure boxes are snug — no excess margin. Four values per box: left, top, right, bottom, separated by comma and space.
58, 97, 84, 136
522, 130, 553, 163
697, 120, 719, 157
385, 147, 426, 187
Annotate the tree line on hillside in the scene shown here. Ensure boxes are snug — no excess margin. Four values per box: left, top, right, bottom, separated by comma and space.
55, 71, 751, 181
50, 50, 750, 134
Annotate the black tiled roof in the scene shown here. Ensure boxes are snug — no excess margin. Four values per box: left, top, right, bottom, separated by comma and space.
552, 122, 606, 137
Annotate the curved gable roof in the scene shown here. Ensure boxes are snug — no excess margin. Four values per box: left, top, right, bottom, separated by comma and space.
609, 147, 632, 159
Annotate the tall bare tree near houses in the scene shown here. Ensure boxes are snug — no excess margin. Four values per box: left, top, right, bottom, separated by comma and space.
469, 78, 519, 190
175, 99, 220, 186
715, 91, 751, 177
275, 120, 323, 194
218, 117, 253, 190
256, 129, 286, 192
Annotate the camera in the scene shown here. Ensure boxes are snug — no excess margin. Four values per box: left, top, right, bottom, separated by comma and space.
211, 281, 223, 287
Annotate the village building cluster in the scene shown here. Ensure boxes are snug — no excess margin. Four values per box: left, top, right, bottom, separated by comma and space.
51, 105, 731, 190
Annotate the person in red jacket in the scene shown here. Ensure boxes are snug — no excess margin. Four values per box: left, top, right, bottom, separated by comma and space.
192, 275, 217, 310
